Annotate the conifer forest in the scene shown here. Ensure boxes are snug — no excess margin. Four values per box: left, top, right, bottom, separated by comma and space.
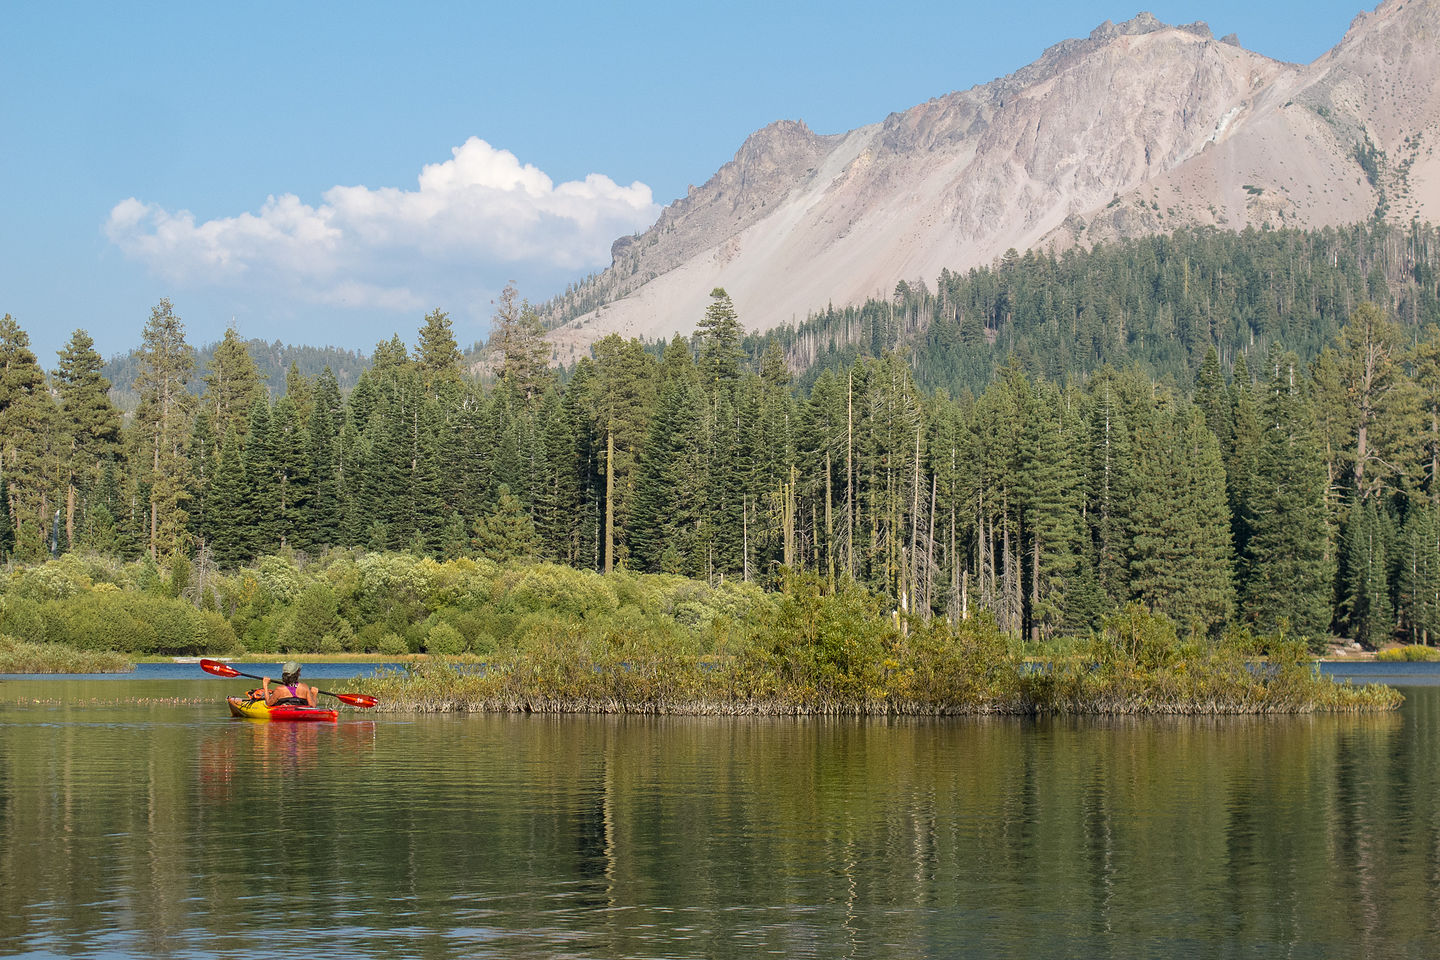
5, 222, 1440, 651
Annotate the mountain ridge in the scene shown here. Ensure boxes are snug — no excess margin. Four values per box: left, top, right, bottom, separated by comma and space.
541, 0, 1439, 362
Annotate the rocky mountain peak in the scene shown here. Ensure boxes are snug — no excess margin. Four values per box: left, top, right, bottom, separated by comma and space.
546, 1, 1440, 361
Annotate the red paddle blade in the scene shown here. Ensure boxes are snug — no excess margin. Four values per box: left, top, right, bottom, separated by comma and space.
333, 692, 379, 708
200, 658, 242, 678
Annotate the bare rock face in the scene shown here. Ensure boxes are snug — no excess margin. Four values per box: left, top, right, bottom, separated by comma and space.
546, 0, 1440, 360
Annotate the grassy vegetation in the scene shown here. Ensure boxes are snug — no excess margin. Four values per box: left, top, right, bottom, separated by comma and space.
357, 581, 1401, 716
1376, 644, 1440, 662
0, 552, 1404, 712
0, 634, 133, 674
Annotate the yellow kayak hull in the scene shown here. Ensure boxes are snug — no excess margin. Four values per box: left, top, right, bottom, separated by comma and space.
226, 696, 338, 722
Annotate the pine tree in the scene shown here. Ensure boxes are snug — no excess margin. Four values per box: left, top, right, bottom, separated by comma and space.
589, 335, 657, 567
416, 307, 463, 389
1397, 503, 1440, 644
1336, 302, 1409, 499
0, 315, 55, 558
695, 288, 744, 397
52, 329, 123, 548
133, 299, 197, 558
491, 286, 549, 400
534, 388, 581, 561
1227, 352, 1262, 579
370, 334, 411, 378
472, 483, 539, 563
284, 361, 315, 426
188, 409, 217, 551
1173, 406, 1235, 629
631, 339, 706, 573
202, 328, 267, 442
1244, 351, 1333, 640
0, 475, 14, 559
1086, 373, 1133, 605
307, 368, 343, 548
1022, 381, 1087, 637
207, 428, 249, 567
1193, 345, 1232, 451
271, 396, 313, 550
1345, 497, 1396, 646
408, 395, 448, 553
241, 397, 278, 553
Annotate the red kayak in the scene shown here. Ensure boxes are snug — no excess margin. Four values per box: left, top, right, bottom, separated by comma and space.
227, 694, 338, 722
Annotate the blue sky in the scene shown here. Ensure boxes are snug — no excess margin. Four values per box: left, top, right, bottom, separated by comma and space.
1, 0, 1375, 366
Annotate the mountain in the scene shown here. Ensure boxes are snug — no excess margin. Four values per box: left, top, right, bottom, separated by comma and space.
543, 0, 1440, 361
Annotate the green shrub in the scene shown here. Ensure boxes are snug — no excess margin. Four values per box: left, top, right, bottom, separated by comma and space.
0, 596, 46, 643
1377, 644, 1440, 662
255, 555, 304, 606
376, 632, 408, 657
426, 621, 465, 655
499, 563, 619, 619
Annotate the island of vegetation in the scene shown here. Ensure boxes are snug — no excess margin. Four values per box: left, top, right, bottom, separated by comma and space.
0, 224, 1436, 713
0, 552, 1399, 714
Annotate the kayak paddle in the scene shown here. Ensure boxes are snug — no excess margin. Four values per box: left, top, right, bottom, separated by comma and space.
199, 658, 379, 708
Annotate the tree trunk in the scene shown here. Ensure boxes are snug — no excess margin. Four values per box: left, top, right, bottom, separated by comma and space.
846, 370, 854, 577
825, 449, 834, 584
604, 426, 614, 575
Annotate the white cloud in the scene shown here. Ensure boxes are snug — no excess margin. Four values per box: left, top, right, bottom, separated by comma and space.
105, 137, 659, 312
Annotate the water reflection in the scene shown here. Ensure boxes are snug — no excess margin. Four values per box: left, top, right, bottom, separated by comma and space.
0, 682, 1435, 957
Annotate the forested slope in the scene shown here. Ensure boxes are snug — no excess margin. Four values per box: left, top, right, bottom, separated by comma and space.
763, 224, 1440, 397
2, 222, 1438, 651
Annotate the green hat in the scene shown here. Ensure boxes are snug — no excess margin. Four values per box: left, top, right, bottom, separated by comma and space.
281, 661, 302, 679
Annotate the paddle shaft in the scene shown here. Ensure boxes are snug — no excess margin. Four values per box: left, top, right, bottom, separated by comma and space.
199, 660, 377, 708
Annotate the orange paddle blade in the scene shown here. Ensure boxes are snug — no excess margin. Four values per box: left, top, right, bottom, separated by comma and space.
200, 658, 242, 679
334, 692, 379, 708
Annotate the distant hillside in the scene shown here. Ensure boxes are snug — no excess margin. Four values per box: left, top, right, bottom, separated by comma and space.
104, 339, 370, 411
749, 221, 1440, 396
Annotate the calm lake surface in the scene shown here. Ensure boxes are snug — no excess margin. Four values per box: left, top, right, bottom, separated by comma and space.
3, 664, 1440, 958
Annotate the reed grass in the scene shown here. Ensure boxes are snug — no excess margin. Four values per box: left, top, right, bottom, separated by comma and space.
0, 635, 134, 674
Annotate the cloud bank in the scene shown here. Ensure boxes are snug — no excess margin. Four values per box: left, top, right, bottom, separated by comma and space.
106, 138, 660, 314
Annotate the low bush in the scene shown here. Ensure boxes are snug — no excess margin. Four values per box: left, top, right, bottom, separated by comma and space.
1377, 644, 1440, 662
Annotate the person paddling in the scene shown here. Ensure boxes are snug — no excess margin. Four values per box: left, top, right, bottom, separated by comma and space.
262, 662, 318, 708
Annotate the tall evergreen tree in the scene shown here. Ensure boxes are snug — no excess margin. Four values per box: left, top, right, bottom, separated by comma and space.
1397, 503, 1440, 644
416, 307, 463, 389
307, 367, 343, 548
53, 328, 123, 549
631, 339, 706, 574
1227, 352, 1262, 580
472, 483, 539, 563
133, 299, 197, 558
202, 328, 267, 442
1193, 345, 1232, 451
1345, 497, 1396, 646
240, 397, 278, 553
271, 396, 313, 549
207, 428, 250, 567
695, 288, 744, 396
491, 286, 549, 400
1245, 350, 1333, 640
0, 315, 55, 557
1022, 381, 1087, 637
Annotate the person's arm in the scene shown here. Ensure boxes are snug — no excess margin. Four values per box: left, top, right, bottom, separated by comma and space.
262, 677, 276, 705
306, 684, 318, 707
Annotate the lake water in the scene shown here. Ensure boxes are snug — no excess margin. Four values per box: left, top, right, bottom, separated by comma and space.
2, 663, 1439, 958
